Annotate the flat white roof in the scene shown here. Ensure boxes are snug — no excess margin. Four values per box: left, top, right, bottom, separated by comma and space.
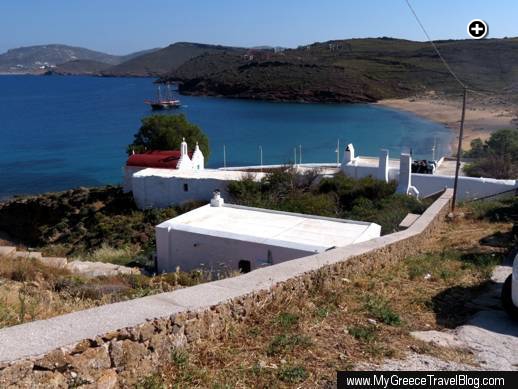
133, 168, 266, 180
346, 156, 400, 168
157, 203, 381, 252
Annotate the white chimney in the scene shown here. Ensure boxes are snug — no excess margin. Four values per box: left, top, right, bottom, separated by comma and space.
343, 143, 355, 164
210, 190, 224, 207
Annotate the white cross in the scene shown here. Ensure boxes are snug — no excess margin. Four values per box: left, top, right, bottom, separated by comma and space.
470, 23, 484, 35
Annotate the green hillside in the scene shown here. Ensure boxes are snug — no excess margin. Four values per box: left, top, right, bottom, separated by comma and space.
162, 37, 518, 103
49, 59, 113, 75
102, 42, 246, 77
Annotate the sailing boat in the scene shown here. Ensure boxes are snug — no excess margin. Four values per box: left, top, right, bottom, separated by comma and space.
144, 84, 181, 110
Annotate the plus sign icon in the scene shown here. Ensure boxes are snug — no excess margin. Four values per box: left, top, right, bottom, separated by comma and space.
467, 19, 488, 39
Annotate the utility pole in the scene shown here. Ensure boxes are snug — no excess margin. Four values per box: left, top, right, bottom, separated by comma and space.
259, 145, 263, 171
299, 145, 302, 165
223, 145, 227, 168
293, 147, 297, 165
452, 87, 467, 212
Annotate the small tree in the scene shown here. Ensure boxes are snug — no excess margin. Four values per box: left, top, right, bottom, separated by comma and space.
464, 128, 518, 179
127, 114, 210, 158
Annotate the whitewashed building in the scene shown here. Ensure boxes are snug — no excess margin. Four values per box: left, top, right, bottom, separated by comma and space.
155, 192, 381, 273
132, 168, 264, 209
340, 143, 518, 200
125, 139, 517, 209
125, 139, 265, 209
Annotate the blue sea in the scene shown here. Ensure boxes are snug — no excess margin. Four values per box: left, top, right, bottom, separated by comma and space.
0, 75, 452, 199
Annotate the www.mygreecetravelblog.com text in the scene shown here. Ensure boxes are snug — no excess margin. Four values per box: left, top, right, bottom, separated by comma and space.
337, 371, 517, 389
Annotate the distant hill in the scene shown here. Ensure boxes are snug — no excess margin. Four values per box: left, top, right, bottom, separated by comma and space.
118, 48, 162, 63
101, 42, 246, 77
0, 42, 245, 76
0, 44, 160, 74
161, 37, 518, 103
0, 44, 123, 73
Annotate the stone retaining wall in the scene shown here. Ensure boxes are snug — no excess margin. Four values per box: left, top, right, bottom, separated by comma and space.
0, 190, 453, 388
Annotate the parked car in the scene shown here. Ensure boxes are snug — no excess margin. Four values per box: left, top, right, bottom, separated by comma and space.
502, 256, 518, 320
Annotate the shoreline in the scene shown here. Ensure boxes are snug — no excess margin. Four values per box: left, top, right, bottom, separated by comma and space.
377, 96, 517, 151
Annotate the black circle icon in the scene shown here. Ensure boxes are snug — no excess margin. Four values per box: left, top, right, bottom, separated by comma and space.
467, 19, 488, 39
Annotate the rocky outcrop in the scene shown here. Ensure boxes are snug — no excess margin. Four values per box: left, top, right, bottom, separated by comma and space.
0, 245, 139, 277
65, 260, 139, 277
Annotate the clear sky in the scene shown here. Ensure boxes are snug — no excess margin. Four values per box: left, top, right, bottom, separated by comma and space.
1, 0, 517, 55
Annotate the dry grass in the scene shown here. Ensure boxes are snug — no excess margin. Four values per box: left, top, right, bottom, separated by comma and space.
0, 199, 514, 386
137, 205, 513, 388
0, 257, 235, 329
0, 258, 102, 328
73, 243, 137, 266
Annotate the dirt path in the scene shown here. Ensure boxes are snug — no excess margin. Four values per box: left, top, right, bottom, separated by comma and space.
363, 256, 518, 371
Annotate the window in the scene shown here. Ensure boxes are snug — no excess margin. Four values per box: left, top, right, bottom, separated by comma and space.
183, 183, 189, 192
238, 260, 251, 274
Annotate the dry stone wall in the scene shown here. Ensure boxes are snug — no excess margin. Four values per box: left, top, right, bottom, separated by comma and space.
0, 190, 453, 388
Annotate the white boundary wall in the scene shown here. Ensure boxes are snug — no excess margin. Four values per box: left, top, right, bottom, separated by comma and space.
412, 174, 517, 200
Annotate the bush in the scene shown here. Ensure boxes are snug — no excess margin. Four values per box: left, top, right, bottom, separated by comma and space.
348, 325, 377, 342
364, 295, 401, 326
228, 168, 428, 234
277, 192, 336, 216
277, 365, 308, 383
80, 243, 135, 266
170, 348, 189, 366
266, 334, 312, 356
464, 128, 518, 179
275, 312, 299, 329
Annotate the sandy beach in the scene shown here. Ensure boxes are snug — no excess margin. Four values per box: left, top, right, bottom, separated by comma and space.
378, 96, 517, 150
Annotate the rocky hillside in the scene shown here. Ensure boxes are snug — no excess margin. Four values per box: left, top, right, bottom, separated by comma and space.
101, 42, 246, 77
48, 59, 113, 75
162, 37, 518, 103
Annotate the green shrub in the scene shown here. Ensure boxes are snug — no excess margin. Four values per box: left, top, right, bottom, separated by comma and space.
464, 197, 517, 222
170, 348, 189, 366
464, 129, 518, 179
364, 296, 401, 326
136, 374, 165, 389
277, 192, 336, 216
266, 334, 312, 356
275, 312, 299, 329
278, 365, 309, 383
229, 168, 429, 235
348, 325, 377, 342
79, 243, 135, 265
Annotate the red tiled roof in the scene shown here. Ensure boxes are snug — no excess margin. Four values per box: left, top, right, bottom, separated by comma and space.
126, 150, 192, 169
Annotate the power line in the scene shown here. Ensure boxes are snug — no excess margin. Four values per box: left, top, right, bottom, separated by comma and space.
404, 0, 467, 90
404, 0, 469, 213
405, 0, 509, 98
